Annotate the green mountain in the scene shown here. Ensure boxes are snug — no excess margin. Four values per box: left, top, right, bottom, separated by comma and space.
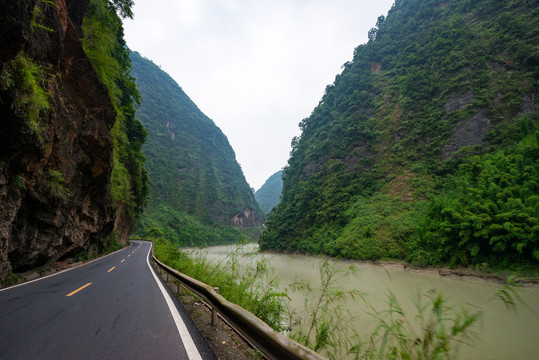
255, 170, 283, 215
130, 52, 264, 246
260, 0, 538, 269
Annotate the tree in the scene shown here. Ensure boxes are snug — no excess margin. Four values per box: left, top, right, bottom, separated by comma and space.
110, 0, 134, 19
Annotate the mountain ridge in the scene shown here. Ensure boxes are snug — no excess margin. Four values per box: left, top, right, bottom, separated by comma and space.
255, 170, 283, 215
130, 51, 264, 245
260, 0, 538, 269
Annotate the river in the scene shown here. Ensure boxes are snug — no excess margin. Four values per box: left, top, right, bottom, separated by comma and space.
186, 244, 539, 359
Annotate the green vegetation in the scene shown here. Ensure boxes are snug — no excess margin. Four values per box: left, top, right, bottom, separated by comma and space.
81, 0, 149, 223
0, 53, 50, 141
290, 261, 522, 360
409, 121, 539, 269
101, 233, 126, 254
130, 51, 263, 245
288, 261, 362, 359
10, 175, 29, 190
30, 0, 55, 33
152, 237, 287, 330
260, 0, 539, 271
0, 270, 21, 288
152, 238, 523, 359
141, 205, 244, 247
287, 260, 488, 360
44, 169, 71, 200
355, 291, 482, 359
255, 170, 283, 215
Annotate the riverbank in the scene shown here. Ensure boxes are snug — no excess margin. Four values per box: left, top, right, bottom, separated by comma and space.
189, 243, 539, 359
257, 247, 539, 287
372, 260, 539, 287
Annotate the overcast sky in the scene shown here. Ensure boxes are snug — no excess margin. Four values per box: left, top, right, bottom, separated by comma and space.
123, 0, 394, 190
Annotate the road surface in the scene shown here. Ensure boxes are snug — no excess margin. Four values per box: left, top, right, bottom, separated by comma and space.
0, 240, 216, 360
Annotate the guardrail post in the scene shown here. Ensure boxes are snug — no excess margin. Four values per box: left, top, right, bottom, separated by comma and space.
150, 250, 328, 360
211, 287, 219, 326
177, 281, 182, 295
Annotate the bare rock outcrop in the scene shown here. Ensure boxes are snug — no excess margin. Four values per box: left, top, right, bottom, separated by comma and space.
231, 207, 264, 229
444, 90, 474, 112
0, 0, 119, 280
441, 109, 490, 160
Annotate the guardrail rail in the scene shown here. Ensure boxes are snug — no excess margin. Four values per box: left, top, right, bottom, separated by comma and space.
150, 247, 327, 360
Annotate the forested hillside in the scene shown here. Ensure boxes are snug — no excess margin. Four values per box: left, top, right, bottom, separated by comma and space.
130, 52, 264, 246
255, 170, 283, 215
260, 0, 538, 270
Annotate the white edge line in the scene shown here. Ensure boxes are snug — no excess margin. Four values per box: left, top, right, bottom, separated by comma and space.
0, 242, 134, 293
145, 241, 203, 360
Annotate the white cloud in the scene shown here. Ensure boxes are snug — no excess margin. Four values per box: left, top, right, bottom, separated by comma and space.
124, 0, 394, 190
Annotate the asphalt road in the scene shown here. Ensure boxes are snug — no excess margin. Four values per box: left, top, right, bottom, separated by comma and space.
0, 241, 216, 360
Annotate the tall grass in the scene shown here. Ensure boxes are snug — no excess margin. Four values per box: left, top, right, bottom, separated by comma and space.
152, 238, 522, 359
290, 264, 522, 360
152, 237, 288, 331
287, 260, 364, 359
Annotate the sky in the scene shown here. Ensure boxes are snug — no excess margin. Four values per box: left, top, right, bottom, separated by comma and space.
123, 0, 395, 190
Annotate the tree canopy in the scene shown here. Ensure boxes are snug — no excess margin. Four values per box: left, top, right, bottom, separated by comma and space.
260, 0, 538, 270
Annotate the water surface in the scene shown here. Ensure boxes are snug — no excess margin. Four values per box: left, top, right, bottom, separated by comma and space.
187, 244, 539, 359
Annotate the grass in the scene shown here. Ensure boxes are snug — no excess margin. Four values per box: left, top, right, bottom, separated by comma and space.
151, 237, 524, 359
11, 175, 29, 190
287, 260, 364, 359
0, 271, 22, 288
152, 237, 288, 331
44, 169, 70, 200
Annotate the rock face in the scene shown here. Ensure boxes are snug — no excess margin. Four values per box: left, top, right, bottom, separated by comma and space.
0, 0, 118, 280
442, 110, 490, 160
231, 208, 264, 229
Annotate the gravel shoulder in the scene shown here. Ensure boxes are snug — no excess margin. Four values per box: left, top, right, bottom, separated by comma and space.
159, 276, 261, 360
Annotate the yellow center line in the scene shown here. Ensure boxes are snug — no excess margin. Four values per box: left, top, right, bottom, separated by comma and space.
66, 283, 92, 297
107, 267, 116, 272
128, 254, 130, 257
121, 259, 125, 263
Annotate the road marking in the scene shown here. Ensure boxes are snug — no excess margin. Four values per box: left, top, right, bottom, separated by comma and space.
0, 243, 133, 293
121, 259, 125, 263
128, 254, 131, 257
107, 267, 116, 273
145, 244, 202, 360
66, 282, 92, 297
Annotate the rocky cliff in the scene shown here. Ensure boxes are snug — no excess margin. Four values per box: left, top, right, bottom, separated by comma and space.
231, 207, 265, 228
0, 0, 121, 281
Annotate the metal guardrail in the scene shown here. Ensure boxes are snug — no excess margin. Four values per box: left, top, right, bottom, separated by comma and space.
150, 249, 327, 360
